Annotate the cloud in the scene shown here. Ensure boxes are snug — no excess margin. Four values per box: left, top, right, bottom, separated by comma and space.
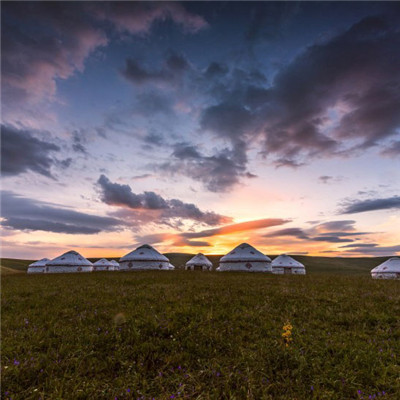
318, 175, 344, 184
2, 2, 206, 118
312, 220, 357, 233
191, 14, 400, 175
1, 124, 60, 178
181, 218, 290, 239
341, 196, 400, 214
92, 2, 207, 35
1, 2, 107, 107
1, 191, 123, 234
381, 140, 400, 157
340, 244, 400, 256
264, 220, 370, 244
264, 228, 310, 239
259, 15, 400, 164
97, 174, 231, 226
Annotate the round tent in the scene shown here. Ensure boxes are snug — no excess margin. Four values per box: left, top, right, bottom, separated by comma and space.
93, 258, 114, 272
167, 263, 175, 270
27, 258, 50, 274
110, 260, 120, 271
186, 253, 212, 271
371, 257, 400, 279
271, 254, 306, 275
119, 244, 170, 271
218, 243, 272, 272
46, 251, 93, 273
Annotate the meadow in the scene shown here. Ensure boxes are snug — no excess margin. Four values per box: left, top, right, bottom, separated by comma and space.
1, 259, 399, 399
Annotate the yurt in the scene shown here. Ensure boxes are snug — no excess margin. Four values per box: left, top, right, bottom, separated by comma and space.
185, 253, 212, 271
27, 258, 50, 274
119, 244, 170, 271
271, 254, 306, 275
93, 258, 114, 271
371, 257, 400, 279
110, 260, 120, 271
218, 243, 272, 272
167, 263, 175, 270
45, 250, 93, 273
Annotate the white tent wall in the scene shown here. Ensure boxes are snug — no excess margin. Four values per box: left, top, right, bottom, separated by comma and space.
27, 258, 50, 274
218, 261, 272, 272
119, 260, 170, 271
272, 267, 306, 275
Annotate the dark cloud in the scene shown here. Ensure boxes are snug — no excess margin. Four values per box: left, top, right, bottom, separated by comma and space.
1, 124, 60, 178
1, 2, 107, 107
264, 221, 370, 244
72, 131, 88, 155
312, 236, 353, 243
313, 220, 357, 232
200, 103, 253, 140
1, 191, 122, 234
204, 62, 229, 79
341, 244, 400, 255
341, 196, 400, 214
92, 2, 207, 35
97, 175, 231, 226
160, 142, 252, 192
122, 52, 190, 86
122, 59, 170, 85
319, 176, 333, 184
340, 243, 378, 248
258, 15, 400, 164
264, 228, 310, 240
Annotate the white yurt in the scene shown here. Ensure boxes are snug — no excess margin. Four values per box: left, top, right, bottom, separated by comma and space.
371, 257, 400, 279
119, 244, 170, 271
218, 243, 272, 272
271, 254, 306, 275
110, 260, 120, 271
185, 253, 213, 271
27, 258, 50, 274
167, 263, 175, 270
45, 250, 93, 273
93, 258, 114, 271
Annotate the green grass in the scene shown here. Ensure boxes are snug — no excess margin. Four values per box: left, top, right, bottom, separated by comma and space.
1, 271, 399, 399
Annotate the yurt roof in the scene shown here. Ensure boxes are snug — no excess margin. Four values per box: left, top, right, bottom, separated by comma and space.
371, 257, 400, 273
93, 258, 113, 267
119, 244, 169, 262
46, 251, 92, 266
220, 243, 271, 263
29, 258, 50, 267
186, 253, 213, 266
272, 254, 305, 268
111, 260, 119, 266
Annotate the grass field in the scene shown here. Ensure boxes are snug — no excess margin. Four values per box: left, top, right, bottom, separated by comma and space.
1, 263, 399, 399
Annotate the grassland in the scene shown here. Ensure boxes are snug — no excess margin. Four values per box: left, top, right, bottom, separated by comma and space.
2, 265, 399, 399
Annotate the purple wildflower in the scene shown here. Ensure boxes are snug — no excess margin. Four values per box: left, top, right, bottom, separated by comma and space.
311, 386, 314, 391
13, 359, 20, 366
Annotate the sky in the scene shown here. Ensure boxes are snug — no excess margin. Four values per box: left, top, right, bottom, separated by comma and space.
1, 1, 400, 259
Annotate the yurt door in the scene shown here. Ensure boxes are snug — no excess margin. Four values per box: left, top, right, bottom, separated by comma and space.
284, 268, 292, 275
